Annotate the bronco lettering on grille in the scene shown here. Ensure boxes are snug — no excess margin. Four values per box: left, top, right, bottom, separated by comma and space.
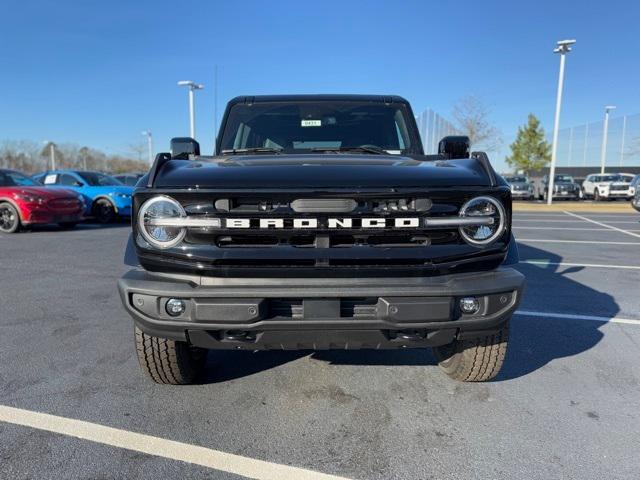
224, 218, 421, 229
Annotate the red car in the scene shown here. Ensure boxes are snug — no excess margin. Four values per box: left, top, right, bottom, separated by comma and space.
0, 169, 84, 233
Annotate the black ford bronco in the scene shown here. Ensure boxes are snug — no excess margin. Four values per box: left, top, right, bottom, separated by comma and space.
118, 95, 524, 384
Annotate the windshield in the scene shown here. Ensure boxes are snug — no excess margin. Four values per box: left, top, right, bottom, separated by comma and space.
505, 176, 528, 183
599, 175, 620, 182
77, 172, 123, 186
555, 175, 574, 182
219, 101, 417, 154
0, 170, 40, 187
618, 175, 633, 183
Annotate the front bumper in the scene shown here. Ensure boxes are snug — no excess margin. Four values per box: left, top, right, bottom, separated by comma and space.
511, 191, 533, 199
552, 191, 579, 199
118, 268, 525, 350
20, 206, 84, 225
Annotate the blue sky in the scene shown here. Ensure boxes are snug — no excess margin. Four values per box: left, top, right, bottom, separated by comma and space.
2, 0, 639, 170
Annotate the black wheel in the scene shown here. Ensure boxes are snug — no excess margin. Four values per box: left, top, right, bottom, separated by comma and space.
0, 202, 20, 233
134, 327, 206, 384
542, 190, 548, 202
92, 198, 116, 224
433, 319, 510, 382
58, 222, 78, 229
594, 190, 601, 202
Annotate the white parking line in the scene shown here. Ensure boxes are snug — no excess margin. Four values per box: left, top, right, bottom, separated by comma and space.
563, 211, 640, 239
515, 215, 636, 220
514, 219, 638, 224
517, 239, 640, 245
515, 310, 640, 326
521, 260, 640, 270
514, 226, 612, 231
0, 405, 351, 480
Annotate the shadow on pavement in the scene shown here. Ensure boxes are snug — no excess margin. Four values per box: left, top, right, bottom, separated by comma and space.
496, 243, 615, 381
199, 242, 617, 383
22, 220, 129, 233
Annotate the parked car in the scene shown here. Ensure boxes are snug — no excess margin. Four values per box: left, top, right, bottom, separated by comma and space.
118, 94, 525, 384
582, 173, 634, 201
539, 174, 581, 200
32, 170, 133, 223
0, 169, 84, 233
113, 172, 145, 186
631, 175, 640, 212
503, 175, 534, 200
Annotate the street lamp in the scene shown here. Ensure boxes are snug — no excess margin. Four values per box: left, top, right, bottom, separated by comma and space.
141, 130, 154, 164
547, 39, 576, 205
600, 105, 616, 174
177, 80, 204, 139
43, 140, 56, 170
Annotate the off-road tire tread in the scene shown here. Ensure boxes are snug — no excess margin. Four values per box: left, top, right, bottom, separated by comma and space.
134, 327, 204, 384
434, 320, 509, 382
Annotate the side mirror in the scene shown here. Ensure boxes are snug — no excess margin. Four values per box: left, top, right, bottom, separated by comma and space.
170, 137, 200, 159
438, 136, 470, 159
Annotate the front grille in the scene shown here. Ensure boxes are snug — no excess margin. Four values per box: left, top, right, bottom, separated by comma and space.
610, 185, 627, 192
48, 198, 81, 211
134, 189, 511, 276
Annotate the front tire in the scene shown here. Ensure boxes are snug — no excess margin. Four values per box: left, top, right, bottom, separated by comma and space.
594, 190, 601, 202
134, 327, 206, 384
0, 202, 20, 233
93, 198, 116, 224
433, 320, 510, 382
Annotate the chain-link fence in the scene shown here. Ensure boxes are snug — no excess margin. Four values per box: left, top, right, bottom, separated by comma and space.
415, 109, 458, 154
552, 113, 640, 168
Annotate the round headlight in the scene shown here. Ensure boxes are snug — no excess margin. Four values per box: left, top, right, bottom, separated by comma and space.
137, 196, 186, 249
458, 196, 506, 246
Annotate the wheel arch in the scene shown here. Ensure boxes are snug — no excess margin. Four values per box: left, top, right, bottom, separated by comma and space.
0, 197, 24, 222
92, 195, 118, 213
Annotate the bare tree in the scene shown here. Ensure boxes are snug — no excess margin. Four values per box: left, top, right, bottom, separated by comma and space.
0, 138, 151, 174
128, 142, 147, 162
451, 95, 502, 152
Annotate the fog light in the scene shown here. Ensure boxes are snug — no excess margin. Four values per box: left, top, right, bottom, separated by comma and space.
166, 298, 186, 316
459, 297, 480, 314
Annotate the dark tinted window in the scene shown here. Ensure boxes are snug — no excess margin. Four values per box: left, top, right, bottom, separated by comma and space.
77, 172, 122, 186
58, 174, 80, 186
117, 175, 140, 186
555, 175, 574, 182
220, 101, 416, 154
505, 176, 528, 183
599, 175, 620, 182
0, 170, 40, 187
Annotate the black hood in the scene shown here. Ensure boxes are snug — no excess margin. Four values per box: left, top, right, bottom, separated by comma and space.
153, 154, 494, 189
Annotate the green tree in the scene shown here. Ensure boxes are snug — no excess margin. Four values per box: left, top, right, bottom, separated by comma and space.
505, 114, 551, 175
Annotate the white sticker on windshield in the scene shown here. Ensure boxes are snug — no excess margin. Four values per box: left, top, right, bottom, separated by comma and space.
301, 119, 322, 127
44, 174, 57, 185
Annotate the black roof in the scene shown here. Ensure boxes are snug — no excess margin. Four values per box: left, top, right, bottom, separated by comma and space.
227, 94, 410, 105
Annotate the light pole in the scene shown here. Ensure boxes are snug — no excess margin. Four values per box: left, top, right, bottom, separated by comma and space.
177, 80, 204, 139
43, 141, 56, 170
547, 39, 575, 205
600, 105, 616, 174
141, 130, 153, 164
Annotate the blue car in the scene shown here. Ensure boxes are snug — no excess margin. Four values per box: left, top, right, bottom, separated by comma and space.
33, 170, 133, 223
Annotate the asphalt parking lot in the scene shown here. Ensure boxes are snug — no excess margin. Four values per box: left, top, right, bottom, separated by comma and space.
1, 210, 639, 480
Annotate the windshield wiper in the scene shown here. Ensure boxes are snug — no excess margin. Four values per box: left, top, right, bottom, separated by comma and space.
221, 147, 283, 155
311, 145, 387, 155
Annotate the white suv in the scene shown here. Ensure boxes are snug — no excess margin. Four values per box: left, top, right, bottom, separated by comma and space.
582, 173, 634, 201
